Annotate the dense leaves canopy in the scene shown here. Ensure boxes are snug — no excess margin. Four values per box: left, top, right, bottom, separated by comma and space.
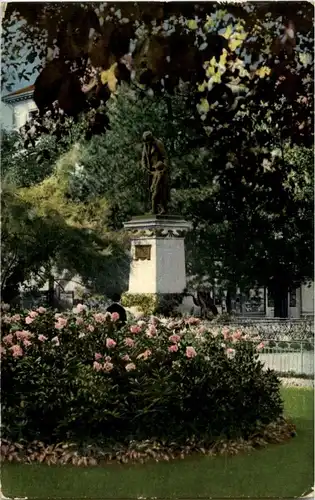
2, 2, 313, 145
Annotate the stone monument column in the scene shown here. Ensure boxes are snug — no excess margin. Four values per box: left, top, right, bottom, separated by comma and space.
124, 214, 191, 294
122, 133, 191, 314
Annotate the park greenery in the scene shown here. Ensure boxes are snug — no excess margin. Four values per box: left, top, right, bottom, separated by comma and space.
0, 2, 313, 313
2, 306, 290, 455
0, 7, 314, 499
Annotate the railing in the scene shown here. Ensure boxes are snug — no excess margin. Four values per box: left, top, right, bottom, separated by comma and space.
258, 339, 314, 376
206, 321, 314, 341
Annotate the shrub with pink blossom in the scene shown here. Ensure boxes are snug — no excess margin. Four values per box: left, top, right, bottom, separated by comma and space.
1, 308, 282, 448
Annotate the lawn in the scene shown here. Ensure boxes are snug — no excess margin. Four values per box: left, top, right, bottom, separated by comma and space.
2, 387, 314, 499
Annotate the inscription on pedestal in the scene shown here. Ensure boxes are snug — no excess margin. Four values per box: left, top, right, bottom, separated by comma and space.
134, 245, 151, 261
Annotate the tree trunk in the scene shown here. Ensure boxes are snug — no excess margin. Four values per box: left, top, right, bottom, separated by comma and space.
47, 274, 55, 308
226, 289, 233, 314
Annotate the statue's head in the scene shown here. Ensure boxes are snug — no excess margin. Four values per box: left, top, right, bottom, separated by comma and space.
142, 131, 153, 143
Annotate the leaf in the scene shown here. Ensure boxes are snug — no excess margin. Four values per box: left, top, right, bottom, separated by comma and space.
197, 81, 207, 92
100, 63, 118, 92
229, 38, 243, 52
187, 19, 198, 30
219, 49, 228, 67
221, 24, 233, 40
299, 52, 312, 67
255, 66, 271, 78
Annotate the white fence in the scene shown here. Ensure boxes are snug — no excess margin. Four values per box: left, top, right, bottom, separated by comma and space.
259, 340, 314, 376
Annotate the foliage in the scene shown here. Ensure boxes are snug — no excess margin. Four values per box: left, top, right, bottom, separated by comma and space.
1, 416, 296, 465
59, 85, 313, 317
2, 3, 313, 146
121, 293, 159, 316
121, 292, 185, 316
0, 137, 130, 304
1, 307, 283, 446
64, 86, 210, 221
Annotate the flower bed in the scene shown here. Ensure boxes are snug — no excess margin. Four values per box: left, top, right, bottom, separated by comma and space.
1, 306, 291, 463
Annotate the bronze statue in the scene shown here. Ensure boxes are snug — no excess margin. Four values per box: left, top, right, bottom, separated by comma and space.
141, 131, 170, 215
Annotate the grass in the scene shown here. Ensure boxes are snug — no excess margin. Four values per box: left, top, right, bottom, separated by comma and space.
2, 387, 314, 499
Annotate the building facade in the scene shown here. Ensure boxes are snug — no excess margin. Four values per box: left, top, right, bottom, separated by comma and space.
1, 84, 37, 131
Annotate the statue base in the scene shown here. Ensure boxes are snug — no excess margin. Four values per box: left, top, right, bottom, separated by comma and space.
123, 215, 191, 295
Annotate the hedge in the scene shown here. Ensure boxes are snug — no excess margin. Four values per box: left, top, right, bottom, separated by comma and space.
1, 306, 283, 446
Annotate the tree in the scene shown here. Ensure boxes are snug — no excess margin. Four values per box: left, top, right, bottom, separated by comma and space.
1, 134, 130, 305
2, 2, 313, 145
1, 3, 313, 315
60, 86, 313, 317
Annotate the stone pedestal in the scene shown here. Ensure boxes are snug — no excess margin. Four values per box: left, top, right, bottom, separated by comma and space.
123, 215, 191, 296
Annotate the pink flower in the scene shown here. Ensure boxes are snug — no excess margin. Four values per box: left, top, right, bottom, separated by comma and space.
23, 339, 32, 347
198, 326, 207, 334
186, 317, 200, 325
106, 338, 117, 349
256, 342, 265, 351
51, 336, 60, 346
11, 314, 21, 322
94, 353, 102, 361
38, 334, 47, 342
222, 327, 231, 340
59, 317, 68, 326
226, 348, 236, 359
168, 344, 179, 353
2, 315, 12, 324
76, 317, 84, 325
10, 344, 23, 357
147, 324, 157, 336
93, 313, 107, 323
124, 337, 135, 348
137, 349, 152, 360
87, 325, 95, 332
232, 330, 242, 341
73, 303, 87, 314
125, 362, 136, 372
55, 317, 67, 329
2, 334, 13, 345
186, 346, 197, 358
111, 312, 120, 322
37, 307, 46, 314
150, 316, 160, 325
25, 316, 34, 325
169, 334, 181, 343
93, 361, 102, 371
122, 354, 131, 361
28, 311, 38, 319
102, 362, 114, 372
0, 346, 6, 357
16, 330, 33, 340
130, 325, 141, 334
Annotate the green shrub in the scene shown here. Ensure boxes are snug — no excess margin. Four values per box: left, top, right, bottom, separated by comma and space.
1, 309, 283, 445
122, 292, 184, 316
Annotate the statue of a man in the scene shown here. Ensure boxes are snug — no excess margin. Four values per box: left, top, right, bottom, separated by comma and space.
141, 131, 170, 214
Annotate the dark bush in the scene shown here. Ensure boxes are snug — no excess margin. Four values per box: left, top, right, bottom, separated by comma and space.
1, 309, 283, 445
